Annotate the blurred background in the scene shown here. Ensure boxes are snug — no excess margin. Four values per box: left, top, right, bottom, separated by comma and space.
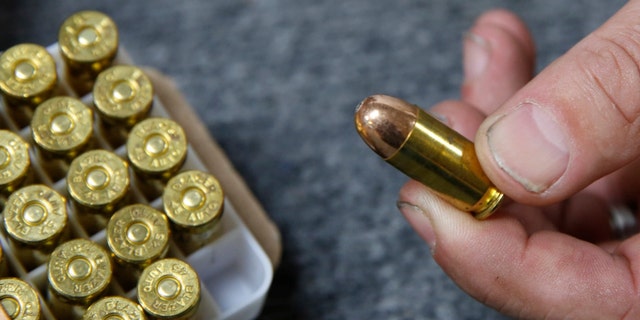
0, 1, 627, 319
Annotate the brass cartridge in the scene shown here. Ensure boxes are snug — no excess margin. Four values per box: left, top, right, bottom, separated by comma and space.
126, 118, 187, 179
92, 65, 153, 148
31, 96, 94, 158
58, 10, 118, 95
127, 118, 187, 199
106, 204, 170, 289
0, 43, 57, 108
31, 96, 94, 182
47, 239, 113, 319
83, 296, 146, 320
0, 130, 31, 194
355, 94, 504, 219
0, 278, 41, 320
67, 149, 130, 213
3, 185, 68, 269
163, 170, 224, 253
67, 150, 130, 234
93, 65, 153, 127
137, 258, 200, 319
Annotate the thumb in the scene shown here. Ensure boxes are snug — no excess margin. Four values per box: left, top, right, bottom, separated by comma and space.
475, 0, 640, 205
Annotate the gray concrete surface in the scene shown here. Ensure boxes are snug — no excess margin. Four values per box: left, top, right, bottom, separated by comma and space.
0, 1, 627, 319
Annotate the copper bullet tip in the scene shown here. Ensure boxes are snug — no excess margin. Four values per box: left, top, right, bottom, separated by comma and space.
354, 94, 418, 159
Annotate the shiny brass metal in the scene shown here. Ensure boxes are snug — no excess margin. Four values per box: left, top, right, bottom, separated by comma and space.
127, 118, 187, 179
355, 94, 504, 219
0, 278, 41, 320
163, 170, 224, 253
3, 185, 68, 269
107, 204, 170, 268
0, 130, 31, 193
93, 65, 153, 127
32, 96, 94, 158
58, 11, 118, 77
83, 296, 146, 320
0, 43, 57, 107
67, 150, 130, 212
47, 239, 113, 319
67, 150, 130, 234
137, 258, 200, 319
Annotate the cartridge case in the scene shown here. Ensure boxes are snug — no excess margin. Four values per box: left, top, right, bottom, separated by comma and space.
106, 204, 170, 290
93, 65, 152, 126
355, 95, 504, 219
47, 238, 113, 319
32, 96, 94, 158
0, 278, 42, 320
126, 117, 187, 200
0, 43, 57, 108
58, 11, 118, 95
0, 130, 31, 194
388, 109, 502, 218
67, 150, 130, 233
31, 96, 95, 182
127, 118, 187, 179
92, 65, 154, 148
137, 258, 200, 320
83, 296, 146, 320
3, 185, 68, 270
163, 170, 224, 254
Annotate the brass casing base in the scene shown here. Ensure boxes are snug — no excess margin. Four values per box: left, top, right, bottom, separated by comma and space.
386, 109, 503, 219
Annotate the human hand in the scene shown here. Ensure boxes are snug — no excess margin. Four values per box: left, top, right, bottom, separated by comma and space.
398, 5, 640, 319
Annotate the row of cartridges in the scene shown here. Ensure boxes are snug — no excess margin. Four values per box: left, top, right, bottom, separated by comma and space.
0, 10, 225, 320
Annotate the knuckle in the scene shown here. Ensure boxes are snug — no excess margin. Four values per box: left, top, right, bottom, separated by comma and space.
565, 30, 640, 163
575, 30, 640, 127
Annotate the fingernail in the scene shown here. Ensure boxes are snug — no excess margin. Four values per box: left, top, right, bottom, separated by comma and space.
487, 102, 569, 193
397, 201, 436, 251
463, 32, 490, 82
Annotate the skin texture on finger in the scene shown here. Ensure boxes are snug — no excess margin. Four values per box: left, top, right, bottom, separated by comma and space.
462, 9, 535, 114
475, 0, 640, 205
398, 180, 640, 319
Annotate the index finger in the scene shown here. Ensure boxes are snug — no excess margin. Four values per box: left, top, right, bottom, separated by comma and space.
461, 9, 535, 114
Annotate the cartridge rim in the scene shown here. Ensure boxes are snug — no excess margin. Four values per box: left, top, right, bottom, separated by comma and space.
84, 296, 146, 320
0, 278, 41, 320
107, 204, 170, 266
47, 238, 112, 303
0, 130, 30, 190
67, 150, 130, 209
0, 43, 57, 105
32, 96, 93, 156
137, 258, 200, 319
163, 170, 224, 229
58, 11, 118, 69
4, 184, 68, 246
93, 65, 153, 126
127, 118, 187, 178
